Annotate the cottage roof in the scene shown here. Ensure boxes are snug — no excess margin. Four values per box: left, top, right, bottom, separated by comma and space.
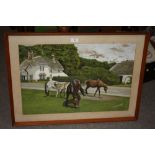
20, 56, 64, 71
110, 60, 134, 75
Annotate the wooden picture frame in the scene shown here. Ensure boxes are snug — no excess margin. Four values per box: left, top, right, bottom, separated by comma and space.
5, 32, 149, 126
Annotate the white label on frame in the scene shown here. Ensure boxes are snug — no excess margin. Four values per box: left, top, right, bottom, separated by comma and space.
70, 37, 79, 43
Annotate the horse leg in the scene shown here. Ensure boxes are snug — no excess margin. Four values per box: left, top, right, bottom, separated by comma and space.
62, 89, 65, 97
76, 94, 81, 108
98, 87, 100, 96
94, 88, 98, 96
45, 83, 49, 96
47, 88, 50, 96
64, 92, 69, 106
85, 86, 89, 94
66, 93, 69, 101
60, 90, 62, 97
71, 94, 76, 107
66, 86, 71, 100
59, 88, 65, 98
60, 89, 63, 97
56, 89, 59, 97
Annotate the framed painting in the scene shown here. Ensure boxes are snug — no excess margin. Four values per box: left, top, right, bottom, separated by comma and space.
5, 32, 149, 126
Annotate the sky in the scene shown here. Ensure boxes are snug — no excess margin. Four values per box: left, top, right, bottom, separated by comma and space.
75, 43, 136, 63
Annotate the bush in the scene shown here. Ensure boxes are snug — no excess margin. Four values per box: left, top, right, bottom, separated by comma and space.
78, 66, 120, 85
52, 66, 120, 85
52, 76, 70, 82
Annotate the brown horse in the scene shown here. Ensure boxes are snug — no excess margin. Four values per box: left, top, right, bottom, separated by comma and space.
64, 79, 85, 108
85, 80, 108, 96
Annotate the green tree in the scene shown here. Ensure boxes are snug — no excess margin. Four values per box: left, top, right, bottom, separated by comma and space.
79, 57, 115, 70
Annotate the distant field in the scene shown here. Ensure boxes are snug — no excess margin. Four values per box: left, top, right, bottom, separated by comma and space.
22, 89, 129, 115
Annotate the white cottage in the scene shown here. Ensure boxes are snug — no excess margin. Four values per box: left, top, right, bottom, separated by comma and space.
110, 60, 134, 84
20, 53, 68, 81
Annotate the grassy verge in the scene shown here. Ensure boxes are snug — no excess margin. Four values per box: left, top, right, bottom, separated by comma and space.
111, 84, 131, 87
21, 81, 47, 84
22, 89, 129, 115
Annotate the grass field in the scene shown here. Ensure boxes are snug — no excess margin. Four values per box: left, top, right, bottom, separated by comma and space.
22, 89, 129, 115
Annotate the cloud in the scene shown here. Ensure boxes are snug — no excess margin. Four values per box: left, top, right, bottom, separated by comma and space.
75, 43, 136, 63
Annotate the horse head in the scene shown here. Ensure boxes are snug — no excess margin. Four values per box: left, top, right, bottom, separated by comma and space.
103, 84, 108, 93
100, 80, 108, 93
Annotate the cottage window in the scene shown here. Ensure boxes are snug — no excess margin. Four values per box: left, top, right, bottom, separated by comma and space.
30, 75, 33, 81
40, 65, 44, 71
39, 73, 46, 80
21, 75, 26, 81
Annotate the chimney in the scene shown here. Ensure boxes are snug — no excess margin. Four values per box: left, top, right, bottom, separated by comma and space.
51, 54, 56, 63
31, 51, 34, 58
27, 51, 33, 60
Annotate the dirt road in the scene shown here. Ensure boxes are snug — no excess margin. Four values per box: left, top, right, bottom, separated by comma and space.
21, 82, 131, 97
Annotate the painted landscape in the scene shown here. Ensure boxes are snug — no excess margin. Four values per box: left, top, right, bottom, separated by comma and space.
19, 43, 136, 114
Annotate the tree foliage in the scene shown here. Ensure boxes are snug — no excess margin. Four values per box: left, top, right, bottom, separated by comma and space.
19, 44, 80, 75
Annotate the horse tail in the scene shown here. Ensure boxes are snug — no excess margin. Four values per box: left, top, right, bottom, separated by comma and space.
45, 81, 49, 96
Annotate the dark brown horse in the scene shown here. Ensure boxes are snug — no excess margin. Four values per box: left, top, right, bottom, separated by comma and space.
64, 79, 85, 108
85, 79, 108, 96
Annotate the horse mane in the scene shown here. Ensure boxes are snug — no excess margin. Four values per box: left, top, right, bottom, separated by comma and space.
73, 79, 81, 90
101, 81, 108, 88
103, 83, 108, 88
97, 79, 108, 89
